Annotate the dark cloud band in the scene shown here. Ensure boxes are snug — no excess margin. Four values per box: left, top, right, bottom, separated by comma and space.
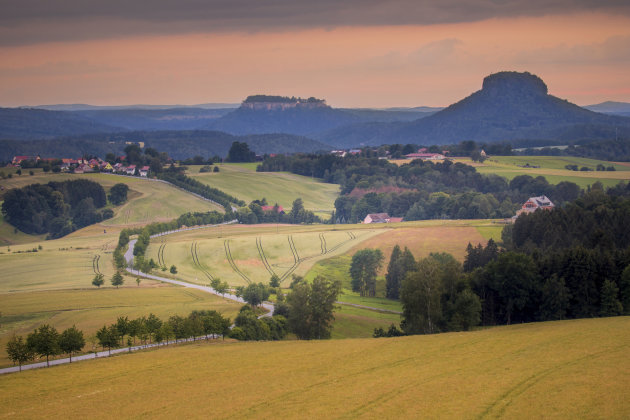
0, 0, 628, 45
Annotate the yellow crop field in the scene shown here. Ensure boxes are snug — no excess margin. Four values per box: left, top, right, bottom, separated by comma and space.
0, 287, 242, 367
146, 225, 382, 287
1, 317, 628, 418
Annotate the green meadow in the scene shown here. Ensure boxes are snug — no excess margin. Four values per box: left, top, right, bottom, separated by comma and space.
455, 155, 630, 188
187, 163, 340, 216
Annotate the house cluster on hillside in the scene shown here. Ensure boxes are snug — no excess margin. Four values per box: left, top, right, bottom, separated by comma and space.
10, 155, 151, 177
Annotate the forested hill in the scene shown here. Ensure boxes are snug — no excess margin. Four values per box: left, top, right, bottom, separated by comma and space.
315, 71, 630, 147
0, 107, 123, 140
0, 130, 331, 161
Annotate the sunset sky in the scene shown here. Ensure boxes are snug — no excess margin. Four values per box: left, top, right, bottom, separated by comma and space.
1, 0, 629, 108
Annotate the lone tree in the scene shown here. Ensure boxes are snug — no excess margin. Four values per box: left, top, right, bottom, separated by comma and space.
170, 265, 177, 274
58, 325, 85, 363
242, 283, 270, 308
287, 276, 341, 339
111, 272, 124, 288
108, 183, 129, 205
26, 324, 60, 367
269, 274, 281, 288
92, 273, 104, 288
386, 245, 416, 299
350, 249, 384, 297
226, 141, 256, 163
6, 335, 34, 371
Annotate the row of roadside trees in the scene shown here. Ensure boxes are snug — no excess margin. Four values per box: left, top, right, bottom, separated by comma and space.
6, 325, 85, 371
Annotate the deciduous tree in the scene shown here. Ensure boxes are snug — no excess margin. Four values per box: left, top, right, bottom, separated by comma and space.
26, 324, 60, 367
58, 325, 85, 363
6, 335, 33, 371
350, 249, 384, 297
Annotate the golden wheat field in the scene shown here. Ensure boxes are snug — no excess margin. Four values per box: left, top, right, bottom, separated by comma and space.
1, 317, 628, 419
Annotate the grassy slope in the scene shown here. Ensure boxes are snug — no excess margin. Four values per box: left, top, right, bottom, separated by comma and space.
1, 317, 628, 418
456, 156, 630, 188
187, 163, 340, 215
0, 172, 222, 242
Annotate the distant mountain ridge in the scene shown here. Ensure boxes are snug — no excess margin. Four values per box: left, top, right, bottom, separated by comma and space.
584, 101, 630, 117
315, 71, 630, 147
0, 130, 331, 162
0, 107, 124, 140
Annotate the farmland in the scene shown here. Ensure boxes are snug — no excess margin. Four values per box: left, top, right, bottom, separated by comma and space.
458, 156, 630, 188
145, 224, 384, 287
0, 172, 222, 240
0, 287, 242, 367
187, 163, 340, 216
1, 316, 627, 418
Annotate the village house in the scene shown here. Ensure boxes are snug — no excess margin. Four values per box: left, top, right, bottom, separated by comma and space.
11, 155, 40, 166
125, 165, 137, 176
261, 205, 285, 215
363, 213, 404, 224
405, 152, 445, 160
139, 166, 150, 177
514, 195, 555, 219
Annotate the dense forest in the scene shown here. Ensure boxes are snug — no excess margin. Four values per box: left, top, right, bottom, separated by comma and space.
1, 179, 111, 238
258, 153, 582, 222
379, 185, 630, 336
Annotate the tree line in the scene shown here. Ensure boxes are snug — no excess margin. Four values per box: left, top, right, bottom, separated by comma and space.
257, 153, 583, 223
6, 310, 233, 371
1, 179, 113, 238
369, 186, 630, 336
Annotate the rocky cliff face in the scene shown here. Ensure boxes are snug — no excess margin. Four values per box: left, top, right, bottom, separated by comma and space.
481, 71, 548, 98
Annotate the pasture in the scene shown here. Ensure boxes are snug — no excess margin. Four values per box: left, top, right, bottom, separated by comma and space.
461, 156, 630, 188
187, 163, 340, 216
0, 172, 222, 239
1, 317, 627, 418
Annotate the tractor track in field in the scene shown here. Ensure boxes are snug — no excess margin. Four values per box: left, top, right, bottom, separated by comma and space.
191, 241, 214, 282
91, 254, 102, 275
256, 237, 277, 278
224, 239, 251, 284
319, 233, 327, 254
157, 241, 167, 268
279, 235, 301, 281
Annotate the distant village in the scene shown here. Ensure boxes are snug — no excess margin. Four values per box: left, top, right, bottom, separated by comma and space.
10, 155, 153, 177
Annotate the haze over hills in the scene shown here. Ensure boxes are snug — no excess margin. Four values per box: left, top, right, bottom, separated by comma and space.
1, 71, 629, 153
0, 107, 124, 140
0, 130, 331, 162
584, 101, 630, 117
29, 103, 240, 111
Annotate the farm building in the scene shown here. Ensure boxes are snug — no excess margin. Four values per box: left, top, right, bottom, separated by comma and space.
363, 213, 403, 224
261, 205, 285, 214
405, 152, 445, 160
514, 195, 555, 219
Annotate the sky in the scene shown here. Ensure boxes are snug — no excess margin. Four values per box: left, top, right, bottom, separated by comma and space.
1, 0, 629, 108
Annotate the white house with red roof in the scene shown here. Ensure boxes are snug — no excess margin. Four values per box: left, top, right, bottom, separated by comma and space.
139, 166, 150, 177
